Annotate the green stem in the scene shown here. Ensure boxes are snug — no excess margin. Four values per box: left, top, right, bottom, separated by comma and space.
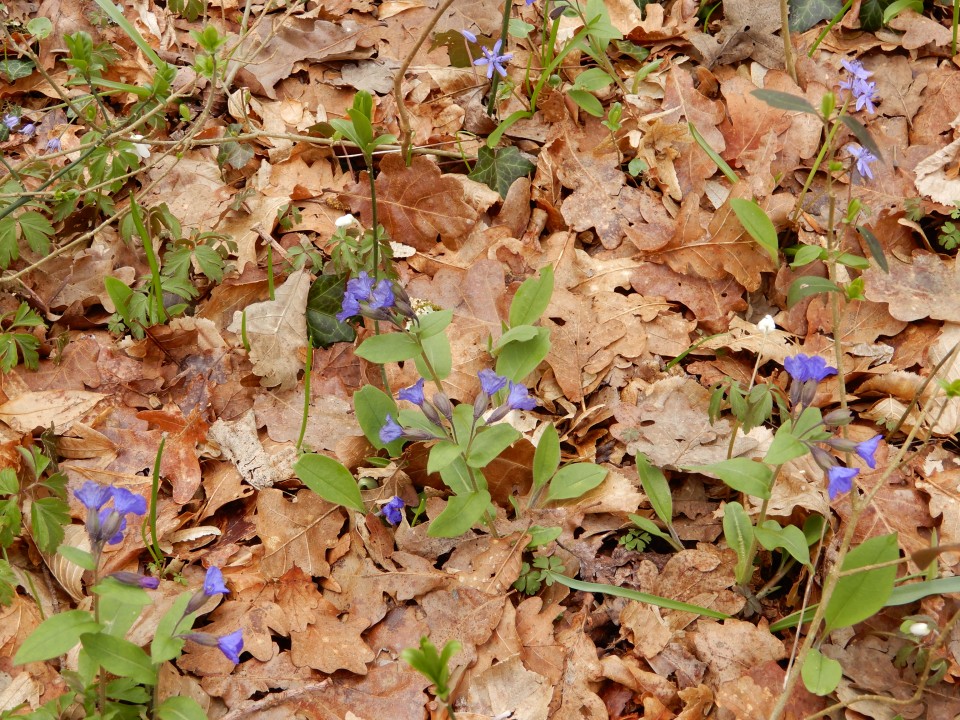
809, 0, 853, 57
296, 341, 313, 452
789, 105, 848, 226
129, 195, 166, 325
486, 0, 516, 115
737, 464, 783, 586
780, 0, 797, 83
266, 244, 275, 301
954, 0, 959, 56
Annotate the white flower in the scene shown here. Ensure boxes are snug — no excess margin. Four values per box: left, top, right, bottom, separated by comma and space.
757, 315, 776, 334
335, 214, 356, 228
130, 134, 151, 160
909, 622, 931, 637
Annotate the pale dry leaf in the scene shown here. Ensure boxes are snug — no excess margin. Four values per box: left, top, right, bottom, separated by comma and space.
228, 269, 310, 391
208, 409, 296, 490
692, 619, 785, 685
42, 524, 88, 602
914, 131, 960, 206
255, 390, 362, 452
465, 656, 551, 720
864, 251, 960, 323
257, 488, 346, 579
686, 0, 783, 69
0, 390, 104, 433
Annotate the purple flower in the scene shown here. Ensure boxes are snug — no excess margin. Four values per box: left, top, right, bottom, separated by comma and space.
506, 381, 537, 411
784, 354, 837, 383
526, 0, 534, 4
379, 414, 404, 444
21, 123, 36, 137
3, 114, 19, 130
398, 377, 425, 406
847, 144, 877, 181
461, 28, 477, 43
479, 368, 508, 395
45, 138, 61, 152
839, 60, 878, 113
827, 465, 859, 499
347, 271, 375, 299
336, 293, 361, 322
474, 39, 513, 79
369, 279, 395, 310
110, 571, 159, 589
855, 434, 882, 469
75, 481, 112, 510
110, 487, 146, 517
382, 496, 405, 525
203, 566, 230, 596
217, 629, 244, 664
840, 58, 872, 82
98, 507, 127, 545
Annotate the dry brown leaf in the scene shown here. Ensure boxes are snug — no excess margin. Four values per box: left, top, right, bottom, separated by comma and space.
866, 251, 960, 323
344, 155, 478, 251
686, 0, 783, 68
257, 488, 346, 578
630, 262, 746, 333
291, 612, 375, 674
0, 390, 104, 434
227, 269, 310, 391
208, 409, 296, 490
466, 656, 552, 720
254, 388, 362, 451
136, 407, 208, 504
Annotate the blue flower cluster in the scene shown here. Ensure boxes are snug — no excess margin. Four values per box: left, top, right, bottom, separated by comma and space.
839, 59, 878, 114
783, 354, 881, 499
3, 113, 35, 137
381, 496, 406, 525
337, 271, 395, 322
181, 567, 244, 664
75, 481, 148, 551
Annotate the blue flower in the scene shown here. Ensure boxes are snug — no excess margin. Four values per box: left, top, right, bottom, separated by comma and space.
784, 354, 837, 383
98, 507, 127, 545
827, 466, 859, 499
368, 279, 395, 310
110, 487, 146, 517
21, 123, 35, 137
203, 566, 230, 596
336, 293, 361, 322
840, 58, 872, 82
347, 271, 375, 299
75, 481, 112, 510
338, 272, 396, 321
847, 144, 877, 181
379, 414, 404, 444
45, 138, 61, 152
479, 368, 508, 395
398, 377, 425, 406
217, 629, 244, 664
382, 496, 405, 525
855, 434, 881, 469
839, 60, 878, 114
474, 39, 513, 79
506, 381, 537, 411
110, 571, 159, 589
3, 114, 19, 130
461, 28, 477, 43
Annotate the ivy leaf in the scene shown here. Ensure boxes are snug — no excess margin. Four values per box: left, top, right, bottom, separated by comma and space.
788, 0, 843, 32
468, 145, 535, 198
305, 274, 355, 348
217, 140, 254, 170
859, 0, 896, 30
0, 59, 35, 82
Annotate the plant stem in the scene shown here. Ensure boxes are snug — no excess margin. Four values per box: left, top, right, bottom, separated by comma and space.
737, 464, 783, 586
296, 341, 313, 452
780, 0, 798, 84
486, 0, 516, 115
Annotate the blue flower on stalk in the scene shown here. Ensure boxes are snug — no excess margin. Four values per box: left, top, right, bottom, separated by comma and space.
474, 39, 513, 79
110, 571, 159, 590
2, 114, 19, 130
847, 144, 877, 181
506, 381, 538, 411
381, 496, 406, 525
784, 354, 837, 383
75, 481, 113, 511
203, 566, 230, 596
460, 28, 477, 42
479, 368, 508, 395
398, 377, 425, 406
369, 279, 395, 310
840, 59, 878, 114
111, 486, 147, 516
855, 434, 882, 469
827, 465, 859, 499
45, 138, 61, 152
21, 123, 35, 137
379, 414, 404, 443
218, 629, 244, 664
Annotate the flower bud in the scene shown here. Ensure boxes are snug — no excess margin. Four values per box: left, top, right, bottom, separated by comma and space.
432, 392, 453, 420
909, 622, 932, 637
421, 400, 443, 426
473, 391, 490, 419
822, 409, 853, 426
810, 445, 838, 472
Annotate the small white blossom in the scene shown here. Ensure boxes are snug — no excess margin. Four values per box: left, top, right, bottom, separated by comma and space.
130, 134, 151, 160
757, 315, 776, 334
335, 214, 356, 228
909, 622, 931, 637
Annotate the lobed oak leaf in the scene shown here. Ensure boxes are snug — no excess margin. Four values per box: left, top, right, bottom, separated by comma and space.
136, 406, 208, 504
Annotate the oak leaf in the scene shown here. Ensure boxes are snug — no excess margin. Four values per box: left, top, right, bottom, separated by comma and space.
136, 407, 209, 504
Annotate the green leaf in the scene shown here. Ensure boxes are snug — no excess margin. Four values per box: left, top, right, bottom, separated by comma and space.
413, 309, 453, 339
468, 145, 536, 198
354, 385, 403, 454
729, 198, 778, 264
439, 455, 474, 495
294, 454, 365, 513
791, 244, 824, 268
573, 68, 614, 91
824, 532, 899, 633
859, 0, 896, 29
306, 274, 356, 348
30, 497, 69, 553
152, 592, 194, 663
751, 88, 819, 114
17, 212, 54, 255
723, 501, 754, 582
764, 425, 808, 465
95, 578, 151, 638
509, 265, 554, 328
156, 696, 208, 720
0, 467, 18, 494
786, 275, 841, 308
856, 225, 889, 273
14, 610, 101, 664
0, 59, 35, 82
0, 216, 20, 269
840, 114, 883, 160
688, 458, 773, 499
542, 570, 730, 618
636, 454, 672, 525
428, 490, 492, 537
801, 648, 842, 695
789, 0, 843, 31
493, 325, 541, 350
467, 424, 521, 468
882, 0, 922, 23
546, 463, 607, 501
428, 441, 462, 474
495, 327, 551, 382
526, 525, 562, 547
688, 122, 739, 184
57, 545, 97, 571
355, 332, 420, 363
0, 559, 15, 606
568, 89, 605, 117
216, 140, 254, 170
81, 632, 157, 686
754, 521, 811, 566
414, 332, 451, 381
628, 513, 675, 545
532, 423, 560, 491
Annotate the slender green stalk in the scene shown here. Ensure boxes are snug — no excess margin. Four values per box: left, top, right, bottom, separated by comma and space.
789, 103, 848, 226
780, 0, 797, 83
128, 196, 167, 325
142, 437, 166, 573
486, 0, 516, 115
266, 244, 275, 301
296, 342, 313, 452
809, 0, 853, 57
737, 464, 783, 586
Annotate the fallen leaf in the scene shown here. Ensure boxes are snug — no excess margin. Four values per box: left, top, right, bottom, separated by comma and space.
207, 409, 296, 490
257, 488, 346, 578
0, 390, 104, 434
